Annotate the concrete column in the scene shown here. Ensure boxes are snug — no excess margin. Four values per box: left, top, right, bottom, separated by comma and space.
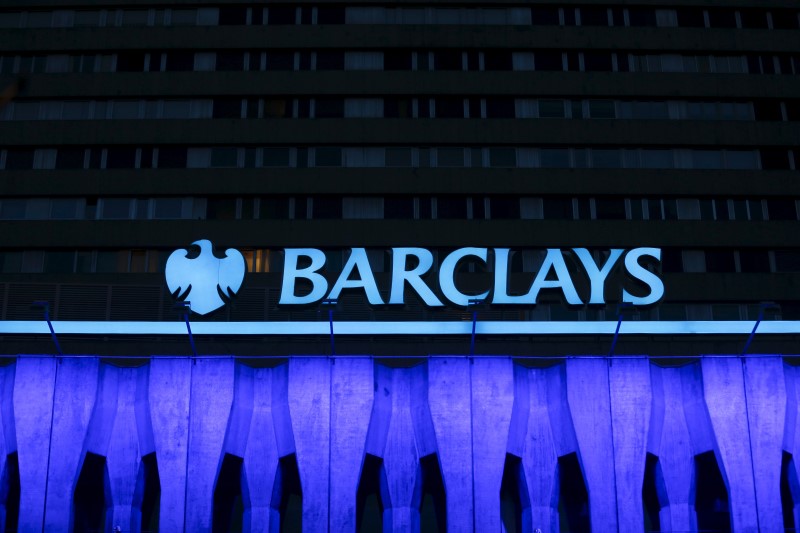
104, 366, 150, 533
566, 358, 618, 531
521, 366, 561, 533
427, 357, 472, 532
329, 358, 373, 532
43, 358, 99, 530
185, 358, 236, 532
288, 358, 331, 532
471, 357, 514, 532
609, 358, 651, 533
13, 357, 57, 530
648, 366, 698, 532
241, 366, 281, 533
742, 357, 786, 532
701, 358, 758, 531
0, 363, 15, 529
148, 358, 192, 532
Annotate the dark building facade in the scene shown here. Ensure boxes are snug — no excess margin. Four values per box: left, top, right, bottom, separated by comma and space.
0, 1, 799, 531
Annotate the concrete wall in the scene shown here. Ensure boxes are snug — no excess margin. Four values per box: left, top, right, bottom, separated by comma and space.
0, 355, 796, 532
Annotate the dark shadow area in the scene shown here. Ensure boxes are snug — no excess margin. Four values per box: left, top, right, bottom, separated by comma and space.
558, 452, 590, 533
140, 452, 160, 533
500, 453, 527, 533
643, 453, 661, 532
277, 454, 302, 533
1, 452, 20, 533
213, 453, 243, 533
695, 451, 731, 532
356, 453, 384, 533
420, 454, 446, 533
73, 452, 108, 533
781, 451, 796, 532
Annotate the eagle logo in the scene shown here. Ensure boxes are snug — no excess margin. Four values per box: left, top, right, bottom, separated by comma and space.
165, 239, 246, 315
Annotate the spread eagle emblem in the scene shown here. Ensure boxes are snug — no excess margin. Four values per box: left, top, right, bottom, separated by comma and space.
165, 239, 246, 315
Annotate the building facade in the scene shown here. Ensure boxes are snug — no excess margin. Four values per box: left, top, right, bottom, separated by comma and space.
0, 1, 799, 531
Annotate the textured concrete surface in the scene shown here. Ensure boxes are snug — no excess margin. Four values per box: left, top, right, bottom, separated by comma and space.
0, 355, 797, 532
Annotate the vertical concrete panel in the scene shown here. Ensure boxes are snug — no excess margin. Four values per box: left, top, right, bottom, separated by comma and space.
329, 358, 373, 532
648, 366, 698, 532
43, 358, 99, 530
185, 358, 236, 532
565, 358, 618, 531
520, 367, 559, 533
0, 363, 15, 528
242, 367, 281, 533
609, 358, 651, 533
471, 358, 514, 533
13, 357, 57, 531
149, 358, 191, 532
701, 358, 758, 532
743, 357, 786, 532
288, 358, 331, 532
783, 366, 800, 529
104, 367, 146, 533
379, 368, 422, 532
428, 357, 473, 532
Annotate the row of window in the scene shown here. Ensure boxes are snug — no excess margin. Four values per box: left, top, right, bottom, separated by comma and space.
3, 147, 787, 171
1, 6, 797, 30
3, 51, 799, 76
2, 247, 799, 276
2, 196, 798, 223
9, 98, 792, 122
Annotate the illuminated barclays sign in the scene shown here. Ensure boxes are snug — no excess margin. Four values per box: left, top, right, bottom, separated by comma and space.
164, 241, 664, 314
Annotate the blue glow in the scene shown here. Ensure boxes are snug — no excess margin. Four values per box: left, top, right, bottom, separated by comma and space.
1, 320, 799, 335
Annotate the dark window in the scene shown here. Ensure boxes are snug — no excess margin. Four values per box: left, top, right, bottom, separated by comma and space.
139, 147, 154, 169
55, 149, 85, 170
268, 7, 295, 25
595, 198, 626, 220
767, 200, 798, 220
219, 7, 247, 25
707, 9, 737, 28
300, 7, 313, 25
207, 198, 237, 220
296, 99, 311, 118
317, 7, 345, 24
251, 8, 263, 25
385, 197, 414, 219
105, 148, 136, 169
775, 251, 800, 272
565, 52, 580, 71
298, 52, 312, 71
433, 51, 462, 71
315, 99, 344, 118
772, 10, 800, 30
739, 250, 770, 273
466, 51, 480, 71
581, 7, 608, 26
760, 149, 790, 170
490, 197, 520, 219
314, 147, 341, 167
312, 197, 342, 219
753, 100, 783, 121
384, 51, 412, 70
264, 99, 291, 118
384, 98, 412, 118
157, 147, 187, 169
266, 52, 294, 71
563, 8, 577, 26
543, 198, 573, 219
434, 98, 464, 118
677, 8, 706, 27
212, 99, 241, 119
165, 52, 193, 72
485, 99, 515, 119
531, 7, 559, 25
436, 197, 467, 219
583, 52, 613, 72
483, 51, 513, 71
535, 52, 562, 71
705, 251, 736, 273
628, 8, 656, 27
259, 197, 290, 219
471, 197, 486, 219
739, 9, 769, 29
316, 52, 344, 70
116, 52, 145, 72
216, 52, 244, 71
